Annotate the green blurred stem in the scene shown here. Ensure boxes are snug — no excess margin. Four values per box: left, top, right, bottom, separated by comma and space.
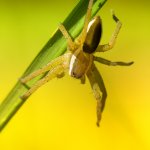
0, 0, 107, 131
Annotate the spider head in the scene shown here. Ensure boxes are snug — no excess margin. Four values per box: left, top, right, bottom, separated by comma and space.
83, 16, 102, 54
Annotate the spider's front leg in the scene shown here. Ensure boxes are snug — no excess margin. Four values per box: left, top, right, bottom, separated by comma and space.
96, 10, 122, 52
87, 64, 107, 127
20, 53, 71, 100
59, 0, 94, 50
75, 0, 93, 44
58, 24, 75, 51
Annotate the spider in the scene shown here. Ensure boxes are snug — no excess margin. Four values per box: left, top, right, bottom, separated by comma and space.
20, 0, 133, 126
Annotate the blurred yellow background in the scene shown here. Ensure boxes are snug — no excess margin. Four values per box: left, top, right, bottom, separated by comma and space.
0, 0, 150, 149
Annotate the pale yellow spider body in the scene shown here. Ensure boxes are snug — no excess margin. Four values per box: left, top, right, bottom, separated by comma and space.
21, 0, 133, 126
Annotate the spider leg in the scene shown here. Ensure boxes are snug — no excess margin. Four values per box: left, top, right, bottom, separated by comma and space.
20, 53, 71, 84
58, 24, 75, 51
76, 0, 93, 43
96, 10, 122, 52
94, 56, 134, 66
80, 75, 86, 84
20, 62, 68, 100
56, 72, 65, 78
87, 64, 107, 127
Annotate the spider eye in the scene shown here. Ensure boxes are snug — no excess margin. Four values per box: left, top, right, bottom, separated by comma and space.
83, 16, 102, 54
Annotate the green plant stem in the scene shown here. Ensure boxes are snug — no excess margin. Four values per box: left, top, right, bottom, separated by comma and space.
0, 0, 107, 131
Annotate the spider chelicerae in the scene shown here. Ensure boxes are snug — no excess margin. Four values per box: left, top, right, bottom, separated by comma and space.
20, 0, 133, 126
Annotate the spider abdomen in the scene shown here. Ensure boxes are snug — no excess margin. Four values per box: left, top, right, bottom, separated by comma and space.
83, 16, 102, 54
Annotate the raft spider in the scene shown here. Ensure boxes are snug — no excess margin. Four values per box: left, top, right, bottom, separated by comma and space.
20, 0, 133, 126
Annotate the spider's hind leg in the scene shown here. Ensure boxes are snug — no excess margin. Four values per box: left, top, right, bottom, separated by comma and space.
87, 64, 107, 127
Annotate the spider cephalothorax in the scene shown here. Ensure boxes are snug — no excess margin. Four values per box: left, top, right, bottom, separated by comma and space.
20, 0, 133, 126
